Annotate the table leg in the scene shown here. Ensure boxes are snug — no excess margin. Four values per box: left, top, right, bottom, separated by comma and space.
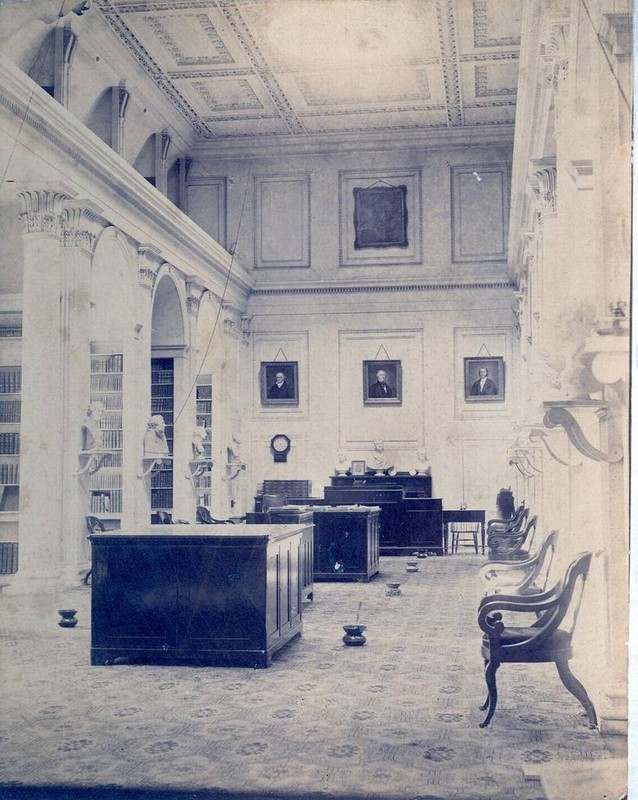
481, 523, 485, 555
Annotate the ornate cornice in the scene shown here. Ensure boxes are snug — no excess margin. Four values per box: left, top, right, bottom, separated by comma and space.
18, 190, 69, 236
250, 279, 514, 297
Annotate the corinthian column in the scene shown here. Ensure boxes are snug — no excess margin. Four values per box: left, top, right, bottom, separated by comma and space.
7, 192, 104, 593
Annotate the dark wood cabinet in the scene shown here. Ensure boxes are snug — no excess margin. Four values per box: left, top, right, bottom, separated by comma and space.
330, 472, 432, 497
311, 506, 380, 582
89, 524, 307, 668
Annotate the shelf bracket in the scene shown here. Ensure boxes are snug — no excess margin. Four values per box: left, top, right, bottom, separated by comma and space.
186, 458, 214, 496
138, 456, 172, 479
75, 450, 112, 477
543, 405, 623, 463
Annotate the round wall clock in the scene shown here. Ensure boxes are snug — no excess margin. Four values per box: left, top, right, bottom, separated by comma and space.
270, 434, 291, 462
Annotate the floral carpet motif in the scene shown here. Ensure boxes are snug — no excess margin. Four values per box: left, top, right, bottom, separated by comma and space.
0, 556, 620, 800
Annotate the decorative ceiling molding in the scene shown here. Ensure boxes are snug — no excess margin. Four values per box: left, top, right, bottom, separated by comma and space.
216, 1, 307, 135
435, 0, 463, 127
95, 0, 520, 141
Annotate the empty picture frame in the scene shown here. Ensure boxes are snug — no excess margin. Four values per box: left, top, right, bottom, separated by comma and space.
363, 360, 402, 405
260, 361, 299, 406
353, 185, 408, 249
464, 357, 505, 402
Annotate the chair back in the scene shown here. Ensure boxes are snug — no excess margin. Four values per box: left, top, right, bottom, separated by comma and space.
527, 529, 558, 592
86, 516, 106, 535
157, 511, 173, 524
534, 551, 592, 641
496, 487, 515, 519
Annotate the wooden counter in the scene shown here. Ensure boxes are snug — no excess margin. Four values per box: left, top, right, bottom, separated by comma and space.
89, 524, 307, 668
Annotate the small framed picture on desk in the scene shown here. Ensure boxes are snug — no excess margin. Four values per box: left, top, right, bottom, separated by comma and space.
351, 460, 366, 477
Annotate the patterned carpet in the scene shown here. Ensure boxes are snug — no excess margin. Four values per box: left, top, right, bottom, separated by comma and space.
0, 555, 622, 800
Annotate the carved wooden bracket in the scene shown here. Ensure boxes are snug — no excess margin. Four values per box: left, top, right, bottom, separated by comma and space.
543, 405, 623, 463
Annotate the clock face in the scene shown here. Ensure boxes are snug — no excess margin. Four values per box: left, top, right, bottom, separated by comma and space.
271, 434, 290, 453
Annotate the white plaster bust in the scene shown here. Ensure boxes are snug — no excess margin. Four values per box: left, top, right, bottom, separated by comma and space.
82, 401, 104, 451
336, 449, 349, 475
192, 424, 208, 459
144, 415, 169, 458
416, 448, 430, 475
372, 440, 393, 475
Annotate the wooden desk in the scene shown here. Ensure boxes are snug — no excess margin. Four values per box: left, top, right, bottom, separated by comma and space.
89, 524, 307, 668
442, 510, 486, 554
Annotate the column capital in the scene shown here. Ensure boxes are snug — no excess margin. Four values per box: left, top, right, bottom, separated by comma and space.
61, 201, 106, 252
137, 244, 162, 291
18, 190, 70, 237
529, 158, 557, 220
186, 277, 205, 316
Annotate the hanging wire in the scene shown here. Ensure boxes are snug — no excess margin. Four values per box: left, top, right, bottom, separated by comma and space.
172, 169, 251, 426
0, 0, 68, 192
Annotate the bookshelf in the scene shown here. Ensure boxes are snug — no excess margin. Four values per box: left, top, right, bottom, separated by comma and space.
194, 375, 212, 507
88, 351, 123, 518
151, 357, 174, 515
0, 366, 21, 514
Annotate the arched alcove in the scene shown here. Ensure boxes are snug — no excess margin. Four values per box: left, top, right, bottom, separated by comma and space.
149, 273, 186, 522
85, 87, 111, 147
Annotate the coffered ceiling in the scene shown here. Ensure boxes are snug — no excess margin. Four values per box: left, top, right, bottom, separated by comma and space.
95, 0, 521, 140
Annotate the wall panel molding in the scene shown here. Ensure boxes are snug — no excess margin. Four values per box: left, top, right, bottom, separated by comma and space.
451, 163, 509, 263
254, 173, 311, 269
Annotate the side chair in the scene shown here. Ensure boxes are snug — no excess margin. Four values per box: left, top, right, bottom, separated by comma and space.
83, 515, 106, 585
488, 513, 537, 560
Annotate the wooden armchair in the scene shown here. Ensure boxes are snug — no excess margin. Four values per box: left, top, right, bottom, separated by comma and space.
487, 513, 537, 560
478, 551, 596, 729
195, 506, 243, 525
486, 502, 527, 535
479, 529, 558, 596
83, 516, 106, 585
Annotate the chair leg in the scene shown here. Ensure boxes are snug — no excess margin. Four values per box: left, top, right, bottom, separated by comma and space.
473, 531, 478, 555
479, 659, 500, 728
555, 659, 598, 728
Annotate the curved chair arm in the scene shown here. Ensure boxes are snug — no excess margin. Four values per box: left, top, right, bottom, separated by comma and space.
478, 590, 562, 633
479, 576, 562, 613
480, 530, 557, 593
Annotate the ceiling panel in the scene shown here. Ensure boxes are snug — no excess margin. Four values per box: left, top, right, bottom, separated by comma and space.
97, 0, 521, 142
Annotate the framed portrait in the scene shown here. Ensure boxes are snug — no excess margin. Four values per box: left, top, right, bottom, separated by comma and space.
260, 361, 299, 407
363, 360, 402, 406
351, 460, 366, 477
464, 357, 505, 402
353, 185, 408, 249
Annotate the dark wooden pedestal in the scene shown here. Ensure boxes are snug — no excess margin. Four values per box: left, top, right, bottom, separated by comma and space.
89, 524, 307, 668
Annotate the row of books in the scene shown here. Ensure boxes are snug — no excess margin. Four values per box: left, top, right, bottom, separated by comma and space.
0, 542, 18, 574
196, 400, 212, 414
90, 374, 123, 392
151, 384, 173, 397
0, 401, 20, 423
102, 430, 123, 449
89, 471, 122, 490
90, 490, 122, 514
196, 385, 212, 400
151, 399, 173, 413
0, 433, 19, 454
151, 372, 174, 385
0, 369, 21, 394
90, 354, 123, 373
90, 393, 122, 411
98, 412, 123, 430
151, 488, 173, 509
151, 471, 173, 488
0, 463, 19, 484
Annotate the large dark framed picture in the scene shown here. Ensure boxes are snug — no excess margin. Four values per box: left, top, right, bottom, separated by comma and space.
353, 185, 408, 249
363, 360, 402, 406
260, 362, 299, 407
464, 357, 505, 402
